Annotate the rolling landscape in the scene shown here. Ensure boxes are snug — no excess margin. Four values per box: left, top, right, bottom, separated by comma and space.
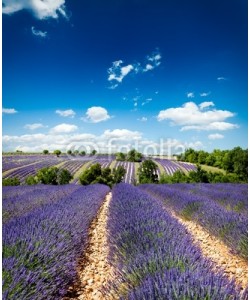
2, 0, 248, 299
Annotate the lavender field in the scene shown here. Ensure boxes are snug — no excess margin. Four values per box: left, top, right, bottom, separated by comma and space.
3, 184, 110, 299
2, 155, 199, 187
2, 181, 248, 299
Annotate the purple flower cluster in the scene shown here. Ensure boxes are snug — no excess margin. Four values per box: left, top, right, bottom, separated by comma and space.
174, 161, 197, 172
2, 155, 69, 172
3, 184, 80, 224
139, 184, 248, 259
3, 161, 63, 184
59, 160, 89, 175
3, 184, 110, 299
107, 184, 244, 299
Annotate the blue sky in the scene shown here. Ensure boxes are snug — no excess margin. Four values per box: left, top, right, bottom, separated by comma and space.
2, 0, 248, 154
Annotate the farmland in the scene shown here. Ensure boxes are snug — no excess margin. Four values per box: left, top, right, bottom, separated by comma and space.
2, 153, 248, 300
2, 154, 198, 185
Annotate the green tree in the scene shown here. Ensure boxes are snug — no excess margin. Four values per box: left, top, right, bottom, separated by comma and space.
197, 150, 208, 164
67, 150, 72, 155
54, 150, 61, 157
127, 149, 143, 162
57, 169, 73, 185
79, 163, 102, 185
37, 167, 59, 185
91, 149, 97, 156
171, 170, 188, 183
43, 149, 49, 155
25, 176, 38, 185
116, 152, 126, 161
188, 165, 209, 183
2, 177, 20, 186
112, 166, 126, 184
80, 150, 86, 156
138, 159, 158, 184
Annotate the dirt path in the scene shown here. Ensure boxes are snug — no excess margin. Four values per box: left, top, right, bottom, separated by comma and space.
64, 192, 116, 300
172, 212, 248, 289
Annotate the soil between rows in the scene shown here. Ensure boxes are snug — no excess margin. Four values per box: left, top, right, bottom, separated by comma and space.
64, 191, 247, 299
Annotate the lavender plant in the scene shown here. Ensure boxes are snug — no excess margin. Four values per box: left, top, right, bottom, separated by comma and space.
139, 184, 248, 259
106, 184, 245, 299
2, 184, 110, 299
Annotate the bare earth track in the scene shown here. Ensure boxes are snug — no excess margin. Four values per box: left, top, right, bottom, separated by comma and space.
64, 191, 247, 299
63, 192, 116, 300
171, 212, 248, 289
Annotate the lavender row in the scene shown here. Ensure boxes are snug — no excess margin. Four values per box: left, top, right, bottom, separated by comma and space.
3, 161, 61, 183
115, 161, 135, 184
3, 184, 80, 224
3, 155, 69, 172
139, 184, 248, 259
106, 184, 243, 299
3, 184, 110, 299
154, 159, 181, 175
190, 183, 248, 213
59, 160, 89, 175
174, 161, 197, 172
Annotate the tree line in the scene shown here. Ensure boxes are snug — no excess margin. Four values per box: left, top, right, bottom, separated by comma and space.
176, 147, 248, 181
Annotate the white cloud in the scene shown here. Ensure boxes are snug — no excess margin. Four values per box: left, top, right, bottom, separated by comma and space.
55, 109, 76, 118
2, 108, 18, 114
50, 123, 78, 134
108, 49, 161, 88
108, 60, 134, 83
157, 101, 238, 131
217, 77, 227, 81
208, 133, 224, 140
31, 26, 47, 38
84, 106, 111, 123
199, 101, 214, 110
137, 117, 148, 122
200, 92, 210, 97
141, 98, 152, 106
102, 129, 142, 141
144, 64, 154, 72
3, 129, 204, 155
180, 122, 239, 131
3, 0, 68, 19
187, 92, 194, 98
24, 123, 46, 130
143, 51, 161, 72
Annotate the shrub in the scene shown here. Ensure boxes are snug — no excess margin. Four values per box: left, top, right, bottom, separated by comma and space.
2, 177, 20, 186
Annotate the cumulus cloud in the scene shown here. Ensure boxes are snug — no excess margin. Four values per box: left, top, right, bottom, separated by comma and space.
102, 129, 142, 141
55, 109, 76, 118
50, 123, 78, 134
31, 26, 47, 38
24, 123, 46, 130
208, 133, 224, 140
187, 92, 194, 98
3, 0, 68, 19
3, 128, 204, 155
199, 101, 215, 110
2, 108, 18, 114
84, 106, 111, 123
157, 101, 238, 131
